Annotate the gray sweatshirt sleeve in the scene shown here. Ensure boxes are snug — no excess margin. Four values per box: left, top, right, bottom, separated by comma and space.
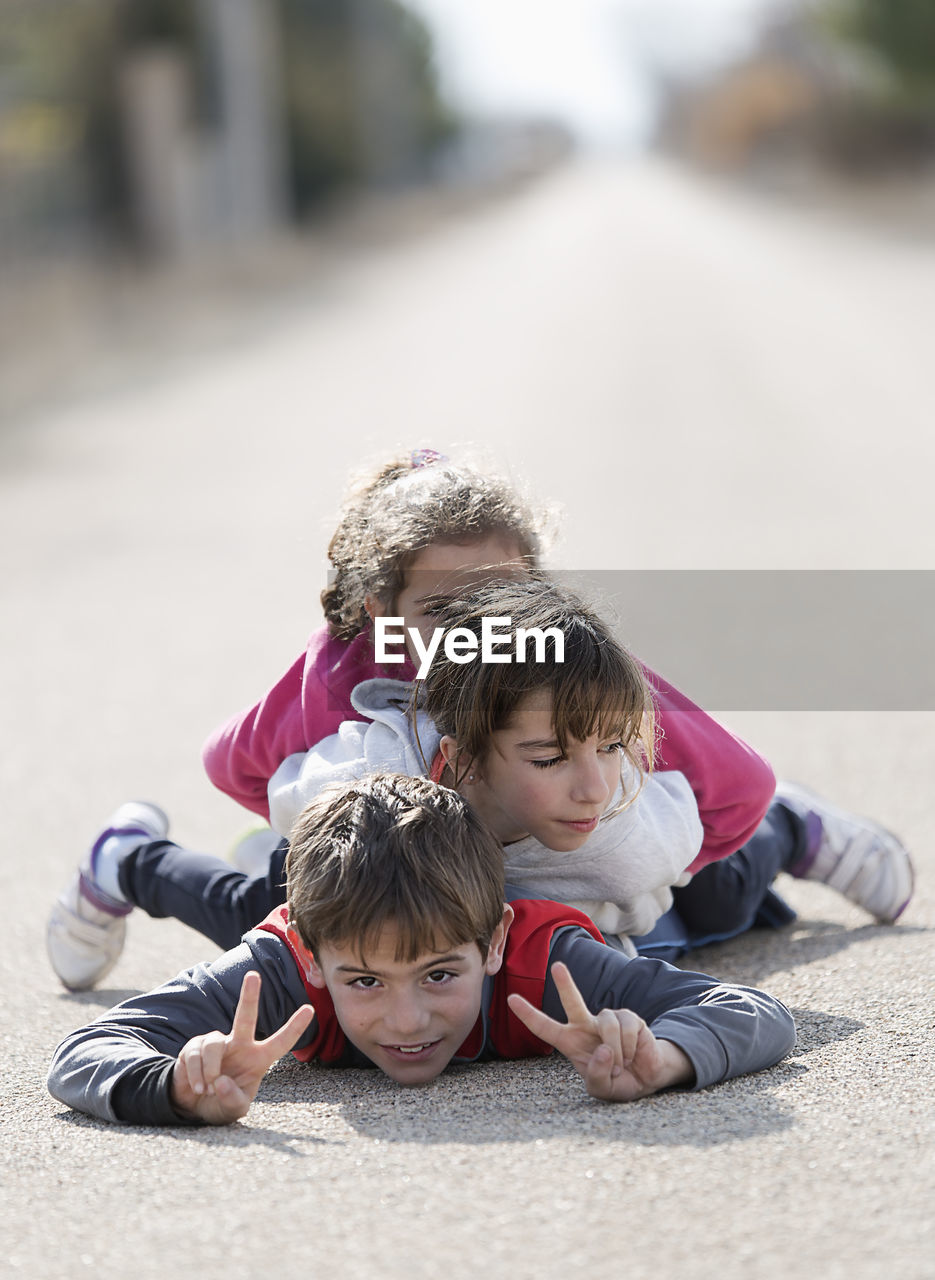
545, 928, 796, 1089
46, 932, 315, 1124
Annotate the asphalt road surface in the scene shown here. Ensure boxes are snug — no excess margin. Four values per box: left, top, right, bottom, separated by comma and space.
2, 157, 933, 1280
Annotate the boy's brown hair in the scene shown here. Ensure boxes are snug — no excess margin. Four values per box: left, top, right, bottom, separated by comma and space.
321, 452, 549, 640
285, 773, 505, 962
418, 574, 655, 786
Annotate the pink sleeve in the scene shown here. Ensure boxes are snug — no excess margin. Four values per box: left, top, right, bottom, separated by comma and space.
202, 626, 415, 819
202, 649, 325, 819
645, 665, 775, 872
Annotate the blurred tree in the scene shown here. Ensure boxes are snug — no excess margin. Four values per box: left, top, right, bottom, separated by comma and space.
278, 0, 458, 212
833, 0, 935, 97
0, 0, 457, 254
0, 1, 201, 244
818, 0, 935, 169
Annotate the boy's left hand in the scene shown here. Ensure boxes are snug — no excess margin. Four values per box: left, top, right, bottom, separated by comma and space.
507, 962, 695, 1102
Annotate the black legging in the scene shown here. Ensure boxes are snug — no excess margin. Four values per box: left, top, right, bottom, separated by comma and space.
117, 795, 813, 955
119, 837, 289, 950
672, 796, 808, 937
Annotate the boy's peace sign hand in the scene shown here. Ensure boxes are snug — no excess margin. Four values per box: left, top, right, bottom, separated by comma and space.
507, 962, 694, 1102
172, 971, 315, 1125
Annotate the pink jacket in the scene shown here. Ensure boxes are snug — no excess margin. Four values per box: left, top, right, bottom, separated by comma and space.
202, 625, 775, 873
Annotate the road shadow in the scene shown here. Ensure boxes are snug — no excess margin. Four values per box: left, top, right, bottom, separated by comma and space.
785, 1005, 864, 1057
677, 918, 930, 985
55, 987, 146, 1010
253, 1053, 796, 1149
52, 1105, 327, 1153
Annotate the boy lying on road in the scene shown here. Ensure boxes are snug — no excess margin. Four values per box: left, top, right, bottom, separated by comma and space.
48, 774, 795, 1125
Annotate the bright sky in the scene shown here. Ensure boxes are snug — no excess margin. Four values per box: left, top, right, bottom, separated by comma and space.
408, 0, 789, 146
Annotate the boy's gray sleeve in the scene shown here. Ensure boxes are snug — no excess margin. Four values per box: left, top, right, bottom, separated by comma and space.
545, 928, 796, 1089
46, 933, 314, 1124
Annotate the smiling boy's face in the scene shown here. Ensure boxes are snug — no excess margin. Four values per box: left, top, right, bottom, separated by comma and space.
306, 909, 512, 1084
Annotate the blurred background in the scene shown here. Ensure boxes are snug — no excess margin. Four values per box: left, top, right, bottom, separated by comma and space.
2, 0, 934, 792
4, 13, 934, 1272
3, 0, 935, 423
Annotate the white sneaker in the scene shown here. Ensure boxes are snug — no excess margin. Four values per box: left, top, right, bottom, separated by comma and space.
46, 802, 169, 991
229, 823, 283, 876
778, 782, 914, 923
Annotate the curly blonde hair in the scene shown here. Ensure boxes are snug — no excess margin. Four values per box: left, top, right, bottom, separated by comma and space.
321, 452, 549, 640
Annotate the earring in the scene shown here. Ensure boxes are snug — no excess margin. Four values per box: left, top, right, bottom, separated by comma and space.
468, 774, 475, 782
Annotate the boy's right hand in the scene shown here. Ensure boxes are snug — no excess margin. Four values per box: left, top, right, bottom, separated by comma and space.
171, 971, 315, 1125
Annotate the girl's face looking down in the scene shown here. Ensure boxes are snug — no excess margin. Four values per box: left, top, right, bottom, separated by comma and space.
443, 689, 626, 850
366, 537, 528, 656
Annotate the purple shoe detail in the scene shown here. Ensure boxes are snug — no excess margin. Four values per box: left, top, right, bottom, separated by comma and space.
78, 869, 133, 917
788, 810, 823, 879
89, 824, 156, 867
85, 823, 157, 914
889, 893, 912, 923
776, 781, 914, 921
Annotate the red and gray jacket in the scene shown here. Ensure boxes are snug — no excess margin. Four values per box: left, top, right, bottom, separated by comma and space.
47, 896, 797, 1125
256, 898, 606, 1064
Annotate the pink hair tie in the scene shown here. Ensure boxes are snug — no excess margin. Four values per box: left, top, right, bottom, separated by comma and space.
410, 448, 448, 469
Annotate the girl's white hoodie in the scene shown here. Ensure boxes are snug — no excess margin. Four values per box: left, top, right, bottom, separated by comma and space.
268, 679, 703, 952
